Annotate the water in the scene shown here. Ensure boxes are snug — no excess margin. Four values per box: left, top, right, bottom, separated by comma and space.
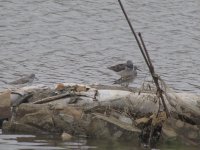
0, 0, 200, 149
0, 130, 199, 150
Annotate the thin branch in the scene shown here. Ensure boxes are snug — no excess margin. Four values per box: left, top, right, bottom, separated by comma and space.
117, 0, 170, 117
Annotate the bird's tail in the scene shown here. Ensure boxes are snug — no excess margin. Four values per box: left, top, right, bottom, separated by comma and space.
113, 78, 122, 84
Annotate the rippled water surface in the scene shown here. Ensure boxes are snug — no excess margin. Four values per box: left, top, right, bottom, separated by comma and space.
1, 0, 200, 92
0, 0, 200, 149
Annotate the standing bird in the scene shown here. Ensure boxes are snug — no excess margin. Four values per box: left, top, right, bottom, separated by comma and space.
9, 73, 36, 85
1, 73, 36, 85
108, 60, 140, 87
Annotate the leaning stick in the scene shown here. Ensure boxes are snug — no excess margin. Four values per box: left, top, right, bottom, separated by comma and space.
117, 0, 150, 68
117, 0, 170, 117
33, 92, 71, 104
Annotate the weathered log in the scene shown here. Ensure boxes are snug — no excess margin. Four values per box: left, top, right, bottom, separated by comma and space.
33, 92, 71, 104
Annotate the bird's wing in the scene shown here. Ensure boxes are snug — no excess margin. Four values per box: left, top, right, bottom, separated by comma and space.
9, 77, 30, 85
108, 63, 126, 72
113, 78, 123, 84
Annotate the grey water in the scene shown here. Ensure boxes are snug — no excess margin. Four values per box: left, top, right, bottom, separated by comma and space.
0, 0, 200, 149
0, 129, 199, 150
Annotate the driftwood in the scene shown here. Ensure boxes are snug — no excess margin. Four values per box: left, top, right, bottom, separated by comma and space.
4, 83, 200, 122
33, 92, 71, 104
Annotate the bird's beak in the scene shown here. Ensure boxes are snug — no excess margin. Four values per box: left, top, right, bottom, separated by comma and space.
136, 68, 141, 71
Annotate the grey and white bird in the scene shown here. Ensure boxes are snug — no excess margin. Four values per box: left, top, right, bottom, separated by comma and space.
1, 73, 37, 85
108, 60, 140, 87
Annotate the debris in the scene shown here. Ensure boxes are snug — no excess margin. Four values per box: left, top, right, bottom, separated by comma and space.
0, 83, 199, 147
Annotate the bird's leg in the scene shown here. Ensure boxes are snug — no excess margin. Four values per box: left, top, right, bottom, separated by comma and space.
125, 82, 129, 87
120, 82, 124, 87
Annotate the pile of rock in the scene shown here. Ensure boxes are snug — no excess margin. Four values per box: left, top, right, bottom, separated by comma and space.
0, 83, 200, 147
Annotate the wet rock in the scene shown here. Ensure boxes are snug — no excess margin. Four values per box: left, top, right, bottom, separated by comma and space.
53, 106, 87, 135
2, 103, 54, 133
89, 117, 112, 139
2, 120, 44, 134
14, 103, 49, 120
88, 113, 140, 140
162, 118, 200, 145
19, 109, 54, 132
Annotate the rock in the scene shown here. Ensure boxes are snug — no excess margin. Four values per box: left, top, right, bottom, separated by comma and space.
135, 117, 150, 125
88, 113, 140, 140
15, 103, 49, 120
0, 91, 12, 122
113, 130, 123, 139
119, 115, 132, 125
2, 120, 44, 134
1, 83, 200, 146
175, 120, 185, 128
60, 106, 83, 120
55, 83, 65, 91
59, 114, 74, 123
89, 117, 112, 139
75, 85, 87, 92
162, 126, 177, 138
61, 132, 72, 141
19, 109, 54, 132
0, 91, 11, 107
2, 103, 54, 133
188, 131, 198, 139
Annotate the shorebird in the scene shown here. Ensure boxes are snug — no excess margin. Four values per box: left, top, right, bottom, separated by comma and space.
7, 73, 36, 85
108, 60, 140, 87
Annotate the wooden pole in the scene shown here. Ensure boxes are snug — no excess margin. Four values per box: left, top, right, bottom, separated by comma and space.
117, 0, 150, 68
